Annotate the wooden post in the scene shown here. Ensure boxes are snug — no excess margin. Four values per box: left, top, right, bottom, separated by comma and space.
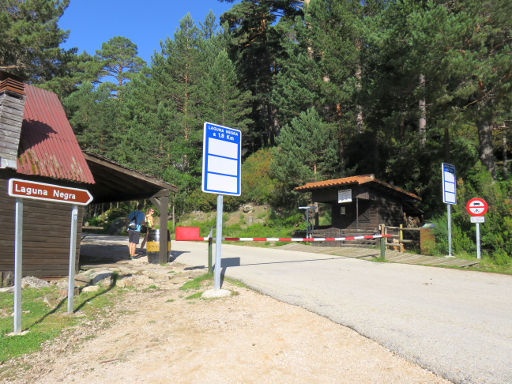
150, 190, 170, 264
158, 194, 169, 264
380, 237, 386, 260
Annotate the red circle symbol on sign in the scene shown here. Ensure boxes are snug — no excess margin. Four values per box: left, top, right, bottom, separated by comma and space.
466, 198, 488, 217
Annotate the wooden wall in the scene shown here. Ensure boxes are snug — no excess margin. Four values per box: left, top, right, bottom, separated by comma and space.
324, 186, 405, 231
0, 173, 83, 285
0, 91, 25, 168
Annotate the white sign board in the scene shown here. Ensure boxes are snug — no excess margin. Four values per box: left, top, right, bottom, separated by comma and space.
338, 189, 352, 204
470, 216, 485, 223
202, 122, 242, 196
442, 163, 456, 204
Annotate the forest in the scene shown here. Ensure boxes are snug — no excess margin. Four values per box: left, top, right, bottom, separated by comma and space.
1, 0, 511, 264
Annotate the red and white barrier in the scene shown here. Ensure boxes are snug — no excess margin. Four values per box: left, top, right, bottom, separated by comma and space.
186, 234, 391, 242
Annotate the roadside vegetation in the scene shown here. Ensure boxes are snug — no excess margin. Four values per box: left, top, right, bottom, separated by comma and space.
0, 285, 122, 363
14, 2, 506, 271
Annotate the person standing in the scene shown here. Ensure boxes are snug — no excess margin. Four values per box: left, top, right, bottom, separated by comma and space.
127, 203, 145, 259
140, 207, 155, 254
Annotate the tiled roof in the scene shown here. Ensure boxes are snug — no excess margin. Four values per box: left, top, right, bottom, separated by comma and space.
16, 84, 94, 184
294, 174, 421, 200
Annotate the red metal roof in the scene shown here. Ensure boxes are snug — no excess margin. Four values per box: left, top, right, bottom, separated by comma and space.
16, 84, 94, 184
294, 174, 421, 200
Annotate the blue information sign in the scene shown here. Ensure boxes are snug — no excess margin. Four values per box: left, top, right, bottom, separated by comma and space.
202, 122, 242, 196
442, 163, 456, 204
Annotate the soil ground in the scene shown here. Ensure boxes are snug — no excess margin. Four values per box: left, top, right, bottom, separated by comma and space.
1, 255, 450, 384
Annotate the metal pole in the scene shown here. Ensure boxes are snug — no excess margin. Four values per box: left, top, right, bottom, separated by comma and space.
447, 204, 452, 256
67, 205, 79, 313
13, 198, 23, 334
476, 222, 481, 260
214, 194, 223, 290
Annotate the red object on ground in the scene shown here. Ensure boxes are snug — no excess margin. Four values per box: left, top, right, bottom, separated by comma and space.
175, 227, 201, 241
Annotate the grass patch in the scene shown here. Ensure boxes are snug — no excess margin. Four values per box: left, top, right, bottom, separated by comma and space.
179, 274, 212, 291
0, 284, 122, 363
185, 292, 203, 300
225, 277, 247, 288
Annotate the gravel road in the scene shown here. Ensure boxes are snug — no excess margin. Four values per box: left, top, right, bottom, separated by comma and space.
174, 241, 512, 384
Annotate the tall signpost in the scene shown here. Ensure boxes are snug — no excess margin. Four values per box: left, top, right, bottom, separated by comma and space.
8, 179, 93, 333
442, 163, 457, 256
202, 122, 241, 291
466, 198, 488, 260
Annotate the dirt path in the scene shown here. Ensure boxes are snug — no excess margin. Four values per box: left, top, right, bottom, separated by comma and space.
2, 259, 449, 384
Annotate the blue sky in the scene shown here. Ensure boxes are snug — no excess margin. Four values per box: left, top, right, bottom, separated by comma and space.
59, 0, 236, 64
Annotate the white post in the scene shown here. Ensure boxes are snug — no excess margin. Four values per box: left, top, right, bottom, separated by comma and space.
13, 198, 23, 334
214, 194, 223, 290
447, 204, 452, 257
476, 222, 481, 260
67, 205, 79, 313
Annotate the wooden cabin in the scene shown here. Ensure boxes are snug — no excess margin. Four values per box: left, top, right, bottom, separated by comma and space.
294, 175, 422, 235
0, 75, 95, 285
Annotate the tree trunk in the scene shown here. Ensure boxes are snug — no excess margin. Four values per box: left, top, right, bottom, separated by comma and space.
477, 114, 496, 179
503, 129, 508, 176
356, 41, 363, 134
418, 74, 426, 147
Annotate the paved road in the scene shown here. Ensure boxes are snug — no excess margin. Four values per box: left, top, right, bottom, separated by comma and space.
173, 241, 512, 384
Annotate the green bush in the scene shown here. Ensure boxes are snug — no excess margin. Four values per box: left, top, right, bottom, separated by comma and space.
430, 165, 512, 264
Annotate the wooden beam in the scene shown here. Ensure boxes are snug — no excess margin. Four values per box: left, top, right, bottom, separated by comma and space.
158, 195, 169, 264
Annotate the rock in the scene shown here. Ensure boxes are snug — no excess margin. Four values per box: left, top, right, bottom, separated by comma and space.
74, 273, 92, 284
242, 204, 254, 213
21, 276, 50, 289
91, 271, 114, 285
0, 286, 14, 293
99, 276, 113, 287
81, 285, 100, 293
202, 289, 231, 298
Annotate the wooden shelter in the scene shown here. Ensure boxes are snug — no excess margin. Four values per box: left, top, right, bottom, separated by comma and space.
0, 75, 95, 284
0, 74, 177, 285
294, 174, 422, 234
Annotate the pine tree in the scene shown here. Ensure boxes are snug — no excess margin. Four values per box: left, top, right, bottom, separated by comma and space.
221, 0, 304, 149
200, 49, 252, 133
96, 36, 145, 97
0, 0, 73, 81
271, 107, 339, 196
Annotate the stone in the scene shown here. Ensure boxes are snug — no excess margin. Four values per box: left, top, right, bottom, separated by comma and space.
91, 270, 114, 285
202, 289, 231, 299
99, 276, 113, 287
81, 285, 100, 293
74, 273, 92, 284
21, 276, 50, 289
242, 204, 254, 213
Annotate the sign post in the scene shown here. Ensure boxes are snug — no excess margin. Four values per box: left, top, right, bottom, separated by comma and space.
466, 198, 488, 260
13, 198, 23, 334
442, 163, 457, 256
299, 206, 314, 238
202, 122, 241, 291
8, 179, 93, 333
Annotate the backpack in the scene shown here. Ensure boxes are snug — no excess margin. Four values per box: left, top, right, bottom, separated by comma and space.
128, 214, 137, 230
